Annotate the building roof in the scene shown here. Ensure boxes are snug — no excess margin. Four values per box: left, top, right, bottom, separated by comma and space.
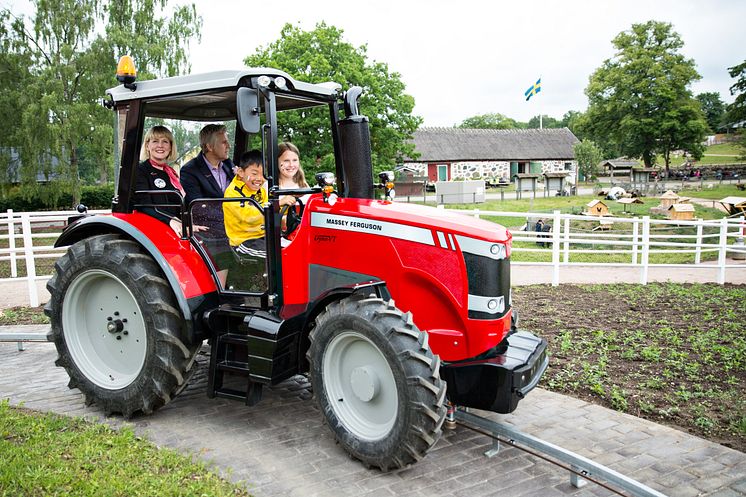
586, 199, 607, 208
601, 159, 640, 168
720, 196, 746, 206
406, 127, 579, 162
660, 190, 680, 199
617, 197, 644, 204
668, 203, 695, 212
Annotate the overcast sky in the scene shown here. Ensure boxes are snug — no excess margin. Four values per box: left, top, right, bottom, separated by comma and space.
6, 0, 746, 127
185, 0, 744, 127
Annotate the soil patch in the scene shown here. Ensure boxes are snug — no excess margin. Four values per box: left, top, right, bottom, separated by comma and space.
513, 283, 746, 453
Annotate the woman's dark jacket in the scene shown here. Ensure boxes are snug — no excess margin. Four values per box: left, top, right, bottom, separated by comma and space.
134, 160, 183, 225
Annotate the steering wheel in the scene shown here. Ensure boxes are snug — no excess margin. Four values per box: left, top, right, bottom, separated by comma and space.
280, 196, 304, 238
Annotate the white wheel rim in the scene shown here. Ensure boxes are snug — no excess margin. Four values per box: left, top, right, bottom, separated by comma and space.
62, 269, 148, 390
322, 331, 398, 441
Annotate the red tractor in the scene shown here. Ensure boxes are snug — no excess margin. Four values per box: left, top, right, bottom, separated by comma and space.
46, 60, 548, 470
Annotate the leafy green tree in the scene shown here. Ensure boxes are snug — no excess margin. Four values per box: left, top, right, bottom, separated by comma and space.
560, 110, 585, 140
582, 21, 708, 175
573, 139, 603, 182
725, 60, 746, 160
0, 1, 201, 205
244, 22, 421, 177
726, 60, 746, 125
527, 115, 562, 129
457, 113, 524, 129
696, 92, 726, 133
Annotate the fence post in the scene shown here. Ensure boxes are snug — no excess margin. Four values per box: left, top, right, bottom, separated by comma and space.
21, 213, 39, 307
632, 217, 639, 265
640, 216, 650, 285
474, 209, 480, 220
695, 219, 703, 265
7, 209, 17, 278
552, 210, 561, 286
562, 216, 571, 264
717, 217, 728, 285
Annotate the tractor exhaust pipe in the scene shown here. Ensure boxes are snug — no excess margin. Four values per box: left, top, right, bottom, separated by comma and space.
338, 86, 374, 199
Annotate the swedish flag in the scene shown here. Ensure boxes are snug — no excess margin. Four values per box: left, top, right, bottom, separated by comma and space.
525, 78, 541, 101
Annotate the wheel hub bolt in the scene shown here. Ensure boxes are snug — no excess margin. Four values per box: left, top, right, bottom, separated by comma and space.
350, 366, 379, 402
107, 319, 125, 334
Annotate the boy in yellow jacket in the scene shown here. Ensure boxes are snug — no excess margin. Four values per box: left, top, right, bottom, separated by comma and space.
223, 150, 269, 258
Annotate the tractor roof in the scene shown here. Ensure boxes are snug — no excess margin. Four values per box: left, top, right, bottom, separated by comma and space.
105, 68, 342, 121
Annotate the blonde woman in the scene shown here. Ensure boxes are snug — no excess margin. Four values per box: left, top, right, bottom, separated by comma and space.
134, 125, 189, 235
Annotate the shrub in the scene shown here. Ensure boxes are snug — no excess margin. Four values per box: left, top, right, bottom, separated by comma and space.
0, 184, 114, 212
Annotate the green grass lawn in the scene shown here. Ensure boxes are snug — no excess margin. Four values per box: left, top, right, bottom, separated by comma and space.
441, 193, 729, 264
445, 193, 725, 222
0, 400, 249, 496
647, 142, 745, 167
678, 184, 746, 199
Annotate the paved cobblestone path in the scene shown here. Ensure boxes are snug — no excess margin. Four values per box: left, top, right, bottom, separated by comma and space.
2, 335, 745, 497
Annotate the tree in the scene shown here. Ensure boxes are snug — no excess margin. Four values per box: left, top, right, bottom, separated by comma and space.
0, 1, 201, 205
527, 115, 562, 129
726, 60, 746, 125
560, 110, 586, 141
457, 113, 524, 129
573, 139, 603, 182
696, 92, 726, 133
726, 60, 746, 160
244, 22, 421, 176
582, 21, 708, 176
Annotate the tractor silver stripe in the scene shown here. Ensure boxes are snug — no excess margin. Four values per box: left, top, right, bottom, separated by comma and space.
448, 233, 456, 251
468, 294, 505, 315
311, 213, 435, 246
454, 235, 506, 260
437, 231, 447, 248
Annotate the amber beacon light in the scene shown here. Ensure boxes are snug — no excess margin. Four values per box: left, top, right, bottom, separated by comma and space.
116, 55, 137, 90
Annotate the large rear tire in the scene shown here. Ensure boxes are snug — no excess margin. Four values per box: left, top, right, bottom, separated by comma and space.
45, 234, 199, 417
308, 294, 446, 471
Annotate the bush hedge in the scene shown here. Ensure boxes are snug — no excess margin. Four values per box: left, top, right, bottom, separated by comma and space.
0, 184, 115, 212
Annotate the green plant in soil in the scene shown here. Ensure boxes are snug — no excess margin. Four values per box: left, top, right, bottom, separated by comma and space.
513, 282, 746, 453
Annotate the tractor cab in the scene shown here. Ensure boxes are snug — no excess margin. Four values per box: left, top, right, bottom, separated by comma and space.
47, 58, 548, 472
106, 65, 364, 300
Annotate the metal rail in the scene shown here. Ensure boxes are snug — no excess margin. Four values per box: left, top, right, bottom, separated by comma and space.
0, 332, 49, 351
456, 409, 668, 497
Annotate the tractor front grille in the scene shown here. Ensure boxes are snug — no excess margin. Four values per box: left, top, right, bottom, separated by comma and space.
455, 235, 511, 320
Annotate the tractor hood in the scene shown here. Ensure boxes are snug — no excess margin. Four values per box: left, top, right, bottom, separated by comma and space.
309, 196, 512, 246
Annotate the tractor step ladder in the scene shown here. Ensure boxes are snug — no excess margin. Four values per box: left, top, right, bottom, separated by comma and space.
206, 309, 263, 406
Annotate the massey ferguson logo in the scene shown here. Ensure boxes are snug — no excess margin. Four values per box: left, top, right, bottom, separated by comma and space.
314, 234, 336, 243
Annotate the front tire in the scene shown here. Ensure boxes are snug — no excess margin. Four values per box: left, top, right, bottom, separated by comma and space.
46, 234, 198, 417
308, 294, 446, 471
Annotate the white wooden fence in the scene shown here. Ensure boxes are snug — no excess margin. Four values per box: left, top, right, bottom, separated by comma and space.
0, 209, 110, 307
446, 208, 746, 286
1, 208, 745, 308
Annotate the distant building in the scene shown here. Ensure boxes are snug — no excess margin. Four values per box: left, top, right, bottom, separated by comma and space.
2, 147, 62, 184
599, 160, 639, 178
404, 127, 579, 183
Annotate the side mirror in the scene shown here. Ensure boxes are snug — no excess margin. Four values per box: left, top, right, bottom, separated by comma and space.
236, 87, 260, 134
